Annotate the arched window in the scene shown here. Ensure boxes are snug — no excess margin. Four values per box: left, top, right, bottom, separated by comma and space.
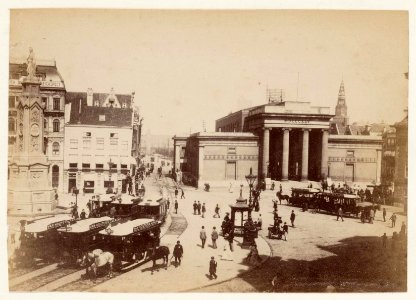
8, 118, 15, 133
44, 118, 47, 129
52, 142, 60, 155
53, 119, 60, 132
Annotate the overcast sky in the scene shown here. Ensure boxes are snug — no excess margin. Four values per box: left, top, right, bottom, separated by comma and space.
10, 9, 408, 135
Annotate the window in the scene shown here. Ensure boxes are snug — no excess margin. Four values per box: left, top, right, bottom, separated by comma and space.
96, 138, 104, 150
94, 100, 99, 107
44, 119, 47, 129
84, 132, 91, 137
9, 96, 16, 108
8, 118, 15, 133
104, 181, 114, 188
82, 163, 91, 169
42, 97, 47, 106
121, 164, 128, 169
180, 147, 186, 159
53, 98, 60, 110
70, 139, 78, 149
96, 163, 104, 169
52, 142, 60, 155
53, 119, 60, 132
69, 163, 78, 169
99, 115, 106, 121
110, 133, 118, 138
228, 147, 237, 154
83, 139, 91, 150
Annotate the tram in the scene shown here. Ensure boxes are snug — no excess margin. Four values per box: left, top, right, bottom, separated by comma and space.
89, 194, 142, 219
315, 192, 361, 216
288, 188, 320, 208
18, 214, 74, 266
98, 218, 162, 270
57, 216, 113, 266
137, 197, 168, 222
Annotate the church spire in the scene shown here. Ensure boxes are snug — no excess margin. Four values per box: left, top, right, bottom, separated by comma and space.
338, 80, 345, 100
334, 80, 348, 126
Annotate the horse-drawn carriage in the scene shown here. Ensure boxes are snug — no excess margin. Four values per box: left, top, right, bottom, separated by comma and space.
356, 201, 380, 222
288, 188, 320, 209
314, 192, 361, 216
89, 194, 142, 220
268, 224, 285, 240
17, 214, 74, 266
98, 218, 162, 270
137, 197, 168, 222
57, 216, 113, 266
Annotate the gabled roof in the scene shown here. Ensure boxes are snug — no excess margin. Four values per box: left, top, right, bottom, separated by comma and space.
66, 92, 133, 127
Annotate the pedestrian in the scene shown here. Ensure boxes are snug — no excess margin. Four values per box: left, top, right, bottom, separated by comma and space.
80, 209, 86, 220
381, 233, 387, 248
193, 201, 197, 215
271, 182, 275, 191
228, 229, 234, 252
173, 240, 183, 267
200, 226, 207, 248
283, 222, 289, 241
174, 188, 178, 199
167, 199, 170, 209
201, 203, 206, 218
273, 200, 278, 212
336, 207, 344, 222
214, 204, 220, 218
174, 200, 178, 214
209, 256, 218, 279
257, 214, 262, 229
369, 209, 374, 224
383, 207, 387, 222
181, 189, 185, 199
197, 201, 202, 215
211, 227, 218, 249
290, 210, 296, 227
390, 213, 397, 228
279, 184, 282, 195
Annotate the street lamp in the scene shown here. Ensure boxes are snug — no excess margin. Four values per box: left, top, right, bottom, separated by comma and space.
245, 167, 257, 202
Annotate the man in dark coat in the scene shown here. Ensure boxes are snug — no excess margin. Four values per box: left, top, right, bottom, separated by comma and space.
228, 229, 234, 252
209, 256, 218, 279
173, 241, 183, 267
193, 201, 197, 215
174, 200, 178, 214
197, 201, 202, 215
290, 210, 296, 227
383, 208, 387, 222
174, 188, 179, 199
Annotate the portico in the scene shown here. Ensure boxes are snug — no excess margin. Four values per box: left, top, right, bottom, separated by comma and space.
245, 101, 333, 181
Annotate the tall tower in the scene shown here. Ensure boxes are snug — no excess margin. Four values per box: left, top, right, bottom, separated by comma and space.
334, 80, 349, 126
8, 48, 54, 214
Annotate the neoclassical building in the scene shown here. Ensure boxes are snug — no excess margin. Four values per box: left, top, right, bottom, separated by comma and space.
174, 81, 384, 188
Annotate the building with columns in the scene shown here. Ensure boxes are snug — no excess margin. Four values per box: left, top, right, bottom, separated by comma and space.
175, 81, 385, 188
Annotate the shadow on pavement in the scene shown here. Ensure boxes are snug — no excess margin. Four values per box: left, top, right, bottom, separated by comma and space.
197, 235, 407, 292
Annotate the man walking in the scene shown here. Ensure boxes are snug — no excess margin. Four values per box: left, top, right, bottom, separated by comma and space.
200, 226, 207, 248
290, 210, 296, 227
211, 227, 218, 249
383, 208, 387, 222
390, 213, 397, 228
209, 256, 218, 279
337, 207, 344, 222
381, 233, 387, 248
181, 189, 185, 199
283, 222, 289, 241
197, 201, 202, 215
193, 201, 197, 215
174, 188, 178, 199
257, 214, 262, 230
201, 203, 206, 218
173, 241, 184, 267
213, 204, 220, 218
174, 200, 178, 214
228, 229, 234, 252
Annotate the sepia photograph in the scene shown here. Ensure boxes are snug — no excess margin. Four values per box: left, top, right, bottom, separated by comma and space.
2, 2, 412, 296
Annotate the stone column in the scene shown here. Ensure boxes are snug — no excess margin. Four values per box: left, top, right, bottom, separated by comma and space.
301, 129, 310, 181
376, 149, 382, 185
321, 129, 329, 179
282, 128, 290, 181
262, 128, 270, 177
198, 145, 204, 188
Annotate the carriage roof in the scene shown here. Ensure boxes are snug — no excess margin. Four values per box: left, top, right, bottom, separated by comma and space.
57, 216, 112, 233
138, 197, 164, 207
318, 191, 360, 199
107, 194, 142, 205
291, 188, 320, 193
99, 218, 160, 236
25, 214, 73, 233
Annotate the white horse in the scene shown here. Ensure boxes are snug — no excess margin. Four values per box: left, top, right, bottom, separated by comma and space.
81, 249, 114, 281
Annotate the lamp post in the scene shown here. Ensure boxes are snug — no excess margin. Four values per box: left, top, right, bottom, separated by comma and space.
73, 187, 79, 211
245, 167, 257, 203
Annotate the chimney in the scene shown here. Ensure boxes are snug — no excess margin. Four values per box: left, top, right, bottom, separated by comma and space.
87, 88, 93, 106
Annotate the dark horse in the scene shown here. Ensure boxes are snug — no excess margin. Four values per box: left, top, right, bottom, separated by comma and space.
150, 246, 170, 274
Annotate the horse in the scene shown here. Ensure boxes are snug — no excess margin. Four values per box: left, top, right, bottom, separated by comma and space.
81, 249, 114, 281
150, 246, 170, 273
277, 192, 290, 204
